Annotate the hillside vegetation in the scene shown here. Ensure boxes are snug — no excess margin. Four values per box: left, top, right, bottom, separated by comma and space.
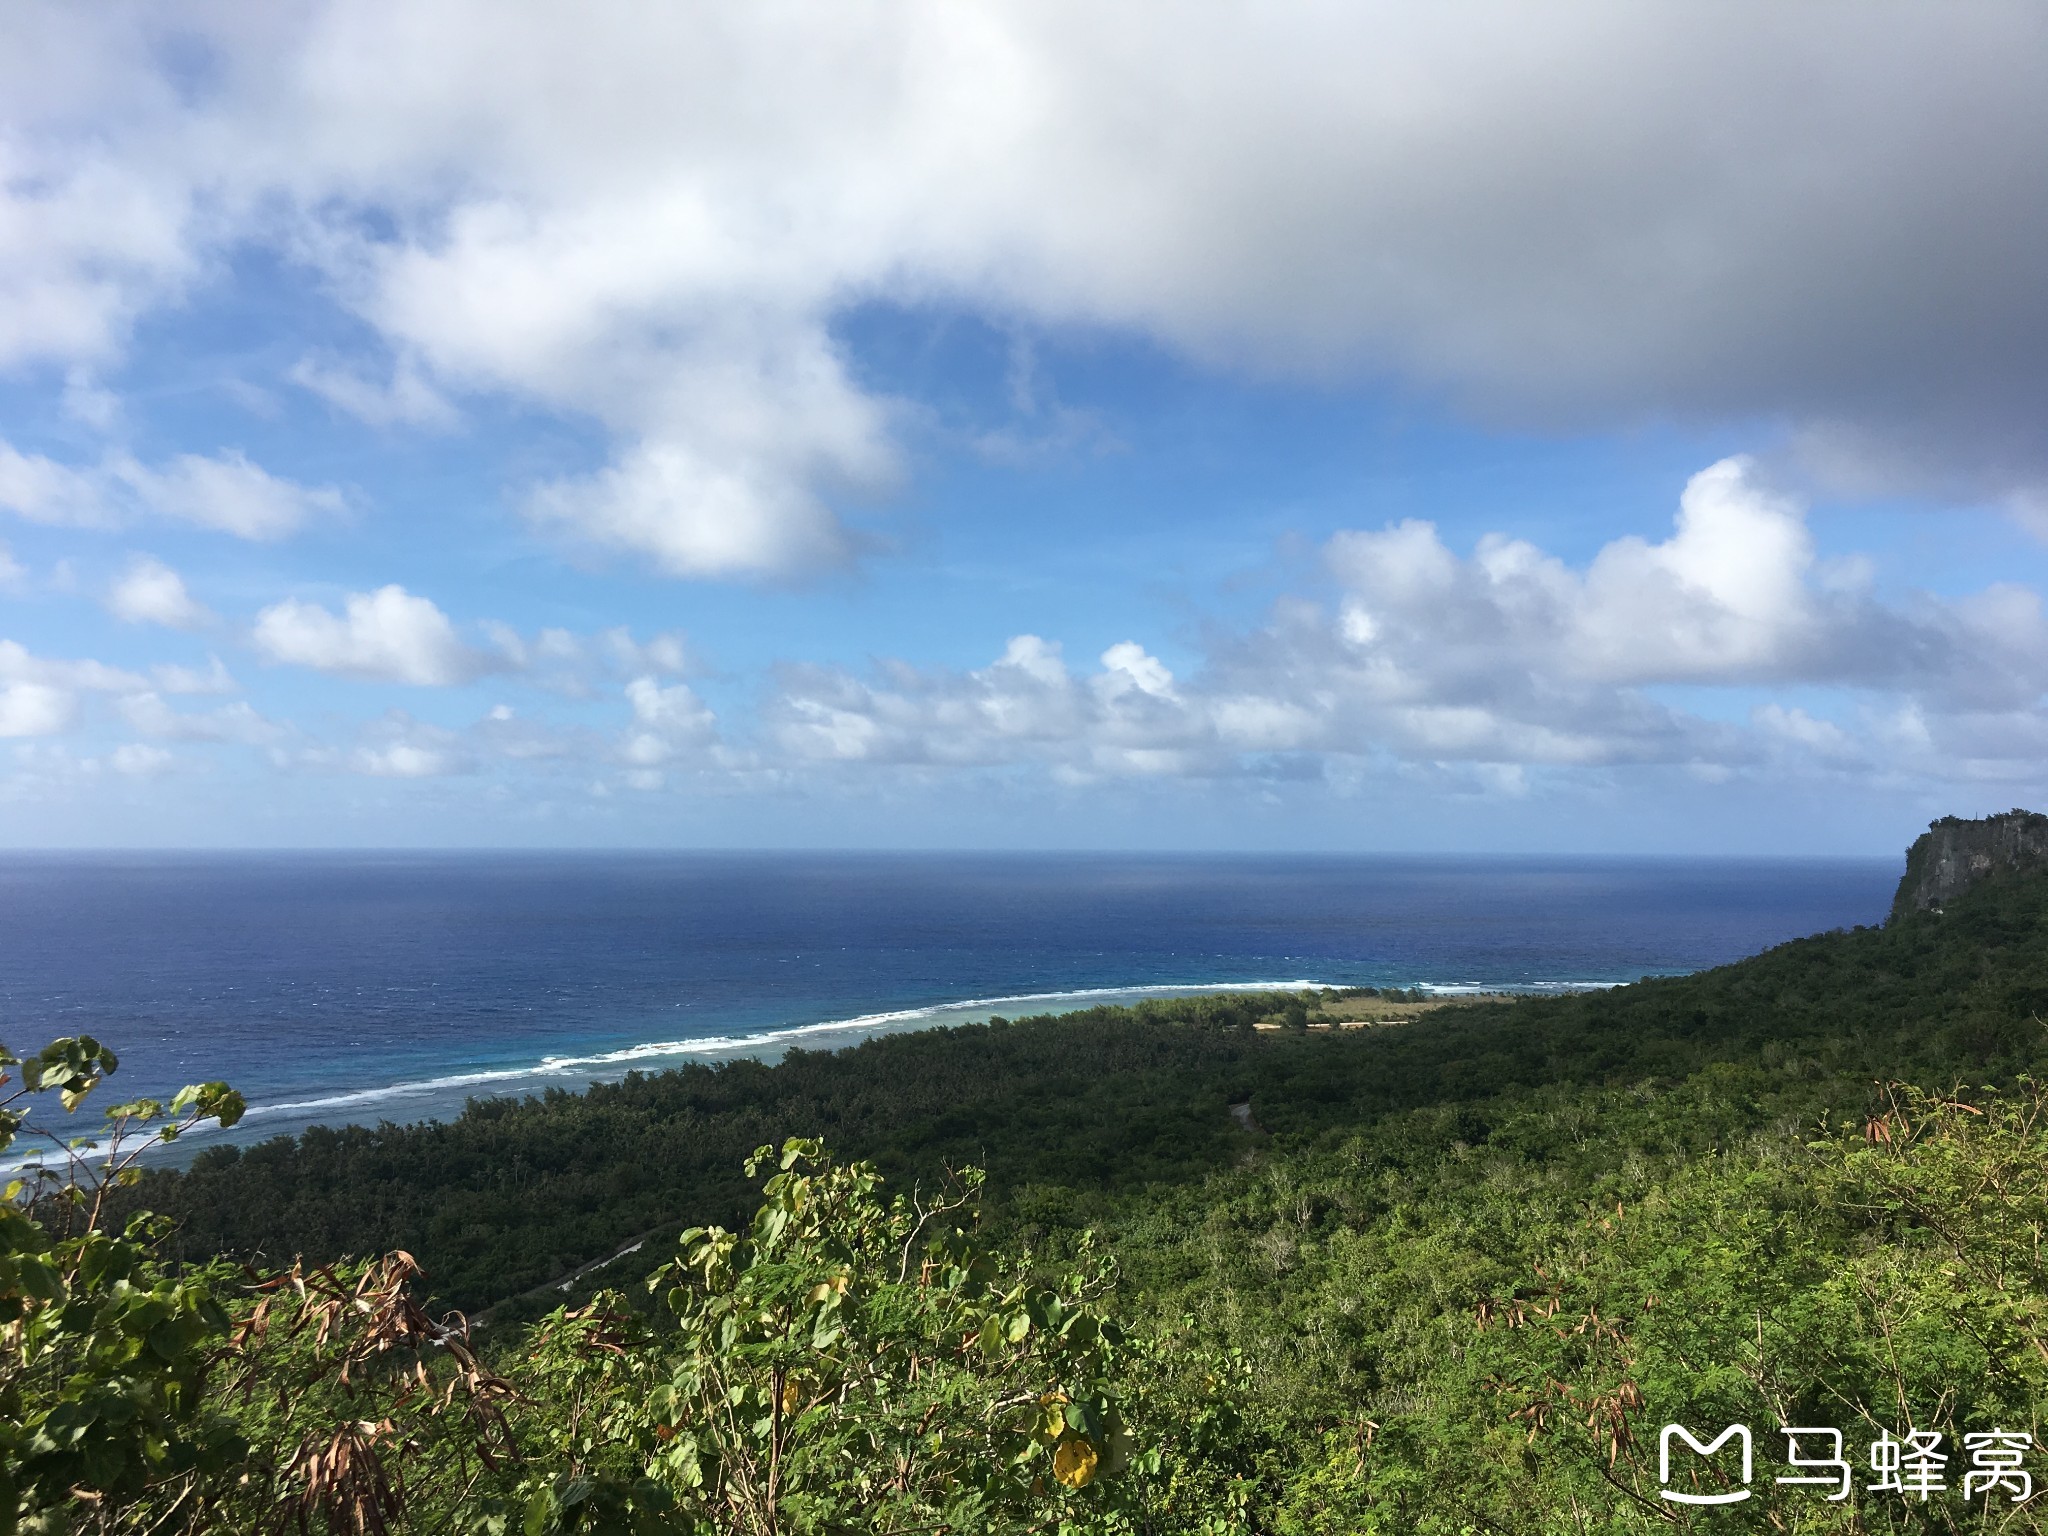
141, 876, 2042, 1316
8, 856, 2048, 1530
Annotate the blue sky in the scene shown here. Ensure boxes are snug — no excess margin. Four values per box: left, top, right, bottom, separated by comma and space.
3, 2, 2047, 852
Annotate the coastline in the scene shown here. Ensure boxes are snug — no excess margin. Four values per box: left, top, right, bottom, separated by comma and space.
8, 974, 1634, 1172
9, 980, 1322, 1169
0, 852, 1892, 1173
231, 979, 1329, 1124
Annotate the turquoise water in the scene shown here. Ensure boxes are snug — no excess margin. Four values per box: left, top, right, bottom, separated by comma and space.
0, 851, 1896, 1151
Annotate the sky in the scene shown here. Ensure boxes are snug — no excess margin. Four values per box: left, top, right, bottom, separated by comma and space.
2, 1, 2047, 853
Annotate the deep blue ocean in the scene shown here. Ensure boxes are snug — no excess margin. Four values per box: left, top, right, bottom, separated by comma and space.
0, 852, 1897, 1155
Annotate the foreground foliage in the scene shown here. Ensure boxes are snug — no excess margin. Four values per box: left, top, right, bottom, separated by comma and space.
15, 1051, 2048, 1530
1, 1037, 244, 1534
5, 1046, 1155, 1532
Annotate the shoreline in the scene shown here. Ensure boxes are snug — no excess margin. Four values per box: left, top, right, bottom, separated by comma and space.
9, 980, 1326, 1170
9, 974, 1625, 1171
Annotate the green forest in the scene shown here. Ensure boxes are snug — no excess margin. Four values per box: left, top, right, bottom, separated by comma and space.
9, 853, 2048, 1532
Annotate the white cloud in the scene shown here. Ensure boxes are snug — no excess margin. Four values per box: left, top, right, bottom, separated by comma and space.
769, 632, 1199, 773
106, 554, 212, 629
475, 704, 579, 761
0, 639, 145, 693
5, 449, 2033, 807
0, 640, 214, 743
266, 704, 594, 782
763, 458, 2048, 786
152, 655, 240, 696
0, 683, 76, 738
0, 442, 342, 540
253, 584, 489, 685
61, 369, 120, 431
604, 628, 694, 678
289, 352, 459, 429
525, 423, 877, 580
350, 712, 469, 777
480, 622, 702, 696
619, 676, 718, 766
1327, 460, 1838, 690
0, 444, 109, 526
118, 691, 282, 746
1095, 642, 1178, 702
1321, 459, 2048, 717
0, 115, 197, 369
354, 742, 460, 777
1753, 704, 1858, 762
5, 4, 2047, 572
109, 450, 344, 540
108, 742, 175, 776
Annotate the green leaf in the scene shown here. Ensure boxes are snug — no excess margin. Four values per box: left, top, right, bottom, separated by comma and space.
173, 1082, 244, 1129
14, 1254, 62, 1302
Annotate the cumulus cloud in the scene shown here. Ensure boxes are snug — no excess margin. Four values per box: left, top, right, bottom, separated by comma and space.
1323, 460, 1845, 692
0, 639, 146, 694
106, 554, 212, 629
253, 585, 491, 685
0, 442, 342, 540
351, 713, 470, 777
619, 676, 719, 771
479, 622, 702, 697
769, 633, 1212, 779
11, 454, 2038, 806
3, 3, 2045, 574
0, 639, 148, 739
526, 426, 875, 579
380, 707, 609, 779
603, 628, 695, 678
1321, 459, 2048, 720
764, 459, 2048, 786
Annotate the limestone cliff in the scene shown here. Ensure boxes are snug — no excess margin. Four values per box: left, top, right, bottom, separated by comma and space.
1890, 809, 2048, 922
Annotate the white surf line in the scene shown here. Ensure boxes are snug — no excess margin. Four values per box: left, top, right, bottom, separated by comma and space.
556, 1238, 646, 1293
225, 979, 1332, 1122
2, 978, 1629, 1163
1417, 980, 1625, 994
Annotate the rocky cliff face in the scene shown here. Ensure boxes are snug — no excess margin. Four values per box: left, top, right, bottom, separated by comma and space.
1891, 810, 2048, 922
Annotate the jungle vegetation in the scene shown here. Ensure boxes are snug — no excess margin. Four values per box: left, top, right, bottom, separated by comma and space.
8, 861, 2048, 1530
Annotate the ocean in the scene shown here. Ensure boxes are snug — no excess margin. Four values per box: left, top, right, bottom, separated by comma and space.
0, 851, 1896, 1157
